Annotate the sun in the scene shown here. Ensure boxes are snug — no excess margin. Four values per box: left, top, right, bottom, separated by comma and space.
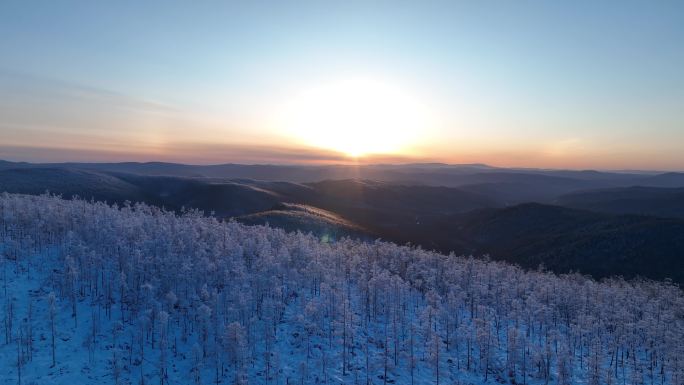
277, 77, 432, 158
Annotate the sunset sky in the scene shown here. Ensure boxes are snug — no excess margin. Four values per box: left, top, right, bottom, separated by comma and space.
1, 1, 683, 169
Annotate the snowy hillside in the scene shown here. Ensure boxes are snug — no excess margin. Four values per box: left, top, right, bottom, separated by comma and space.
0, 193, 682, 385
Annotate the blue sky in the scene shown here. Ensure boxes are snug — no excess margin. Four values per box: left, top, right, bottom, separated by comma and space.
1, 0, 682, 169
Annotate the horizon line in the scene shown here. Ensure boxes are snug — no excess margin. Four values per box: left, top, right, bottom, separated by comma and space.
1, 158, 679, 174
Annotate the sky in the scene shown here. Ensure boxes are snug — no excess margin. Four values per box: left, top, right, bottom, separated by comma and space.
0, 0, 683, 169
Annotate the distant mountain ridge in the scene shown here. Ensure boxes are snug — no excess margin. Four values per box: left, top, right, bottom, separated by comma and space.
1, 159, 681, 186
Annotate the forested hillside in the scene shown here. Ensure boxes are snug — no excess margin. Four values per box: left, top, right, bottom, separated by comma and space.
557, 187, 684, 219
0, 193, 682, 385
4, 167, 684, 283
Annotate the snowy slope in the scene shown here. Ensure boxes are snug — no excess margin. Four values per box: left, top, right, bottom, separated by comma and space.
0, 193, 682, 385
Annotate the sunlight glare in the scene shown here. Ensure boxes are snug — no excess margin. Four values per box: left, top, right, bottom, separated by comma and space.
277, 77, 433, 158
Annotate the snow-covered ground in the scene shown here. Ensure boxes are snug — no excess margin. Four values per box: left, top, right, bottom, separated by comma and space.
0, 193, 682, 385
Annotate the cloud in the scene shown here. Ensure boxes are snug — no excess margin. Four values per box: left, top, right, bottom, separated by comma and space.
0, 141, 422, 165
0, 69, 184, 149
0, 70, 175, 114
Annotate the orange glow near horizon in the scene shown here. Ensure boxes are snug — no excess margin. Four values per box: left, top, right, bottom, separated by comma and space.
2, 139, 684, 171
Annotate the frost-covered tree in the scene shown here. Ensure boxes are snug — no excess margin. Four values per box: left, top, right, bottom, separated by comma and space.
48, 291, 56, 368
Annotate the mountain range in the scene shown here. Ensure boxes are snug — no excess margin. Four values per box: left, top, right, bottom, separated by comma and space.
1, 160, 683, 283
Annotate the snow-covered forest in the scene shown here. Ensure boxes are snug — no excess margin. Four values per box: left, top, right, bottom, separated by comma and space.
0, 193, 682, 385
